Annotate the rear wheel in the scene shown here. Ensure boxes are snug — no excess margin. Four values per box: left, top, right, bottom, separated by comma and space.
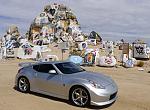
70, 86, 90, 107
17, 77, 30, 93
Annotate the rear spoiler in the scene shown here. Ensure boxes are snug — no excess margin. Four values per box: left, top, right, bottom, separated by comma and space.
18, 62, 36, 68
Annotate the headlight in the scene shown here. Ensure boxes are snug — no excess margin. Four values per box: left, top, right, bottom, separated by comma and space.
88, 80, 105, 89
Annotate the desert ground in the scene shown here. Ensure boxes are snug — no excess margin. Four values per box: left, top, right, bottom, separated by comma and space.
0, 45, 150, 110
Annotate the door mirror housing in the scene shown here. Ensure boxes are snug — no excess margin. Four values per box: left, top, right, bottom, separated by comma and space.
49, 70, 57, 74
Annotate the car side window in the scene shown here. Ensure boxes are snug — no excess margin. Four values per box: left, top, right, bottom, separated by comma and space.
33, 65, 39, 71
36, 64, 55, 73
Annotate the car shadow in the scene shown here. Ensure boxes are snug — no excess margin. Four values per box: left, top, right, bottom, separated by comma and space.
13, 86, 115, 109
30, 91, 71, 104
13, 86, 70, 104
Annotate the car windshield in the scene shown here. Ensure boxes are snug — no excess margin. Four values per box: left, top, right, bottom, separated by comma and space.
55, 62, 85, 74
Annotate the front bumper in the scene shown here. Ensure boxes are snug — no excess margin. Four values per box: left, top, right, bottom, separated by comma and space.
91, 95, 117, 106
88, 83, 118, 106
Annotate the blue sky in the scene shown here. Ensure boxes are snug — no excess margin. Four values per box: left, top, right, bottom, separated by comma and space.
0, 0, 150, 42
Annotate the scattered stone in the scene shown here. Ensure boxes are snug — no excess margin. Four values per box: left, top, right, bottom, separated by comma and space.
138, 68, 144, 71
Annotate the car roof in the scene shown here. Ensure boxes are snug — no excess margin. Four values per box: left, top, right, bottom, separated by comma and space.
33, 60, 70, 66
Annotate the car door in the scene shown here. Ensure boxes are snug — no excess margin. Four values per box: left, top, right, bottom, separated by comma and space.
33, 64, 63, 96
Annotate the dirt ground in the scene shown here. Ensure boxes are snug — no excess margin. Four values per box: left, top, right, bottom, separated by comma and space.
0, 45, 150, 110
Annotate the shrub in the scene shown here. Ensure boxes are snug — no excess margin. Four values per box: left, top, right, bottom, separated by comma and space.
137, 61, 144, 67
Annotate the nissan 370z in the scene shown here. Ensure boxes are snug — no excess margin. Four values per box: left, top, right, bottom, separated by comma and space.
15, 61, 118, 107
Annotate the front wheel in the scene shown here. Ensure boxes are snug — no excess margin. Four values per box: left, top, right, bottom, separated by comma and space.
17, 77, 30, 93
70, 87, 90, 107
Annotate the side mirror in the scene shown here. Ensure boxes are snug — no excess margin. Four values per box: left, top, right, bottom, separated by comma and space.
49, 70, 57, 74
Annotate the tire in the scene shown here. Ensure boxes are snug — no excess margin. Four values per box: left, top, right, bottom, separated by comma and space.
17, 77, 30, 93
70, 86, 90, 107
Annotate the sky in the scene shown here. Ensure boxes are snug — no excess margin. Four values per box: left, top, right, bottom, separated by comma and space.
0, 0, 150, 43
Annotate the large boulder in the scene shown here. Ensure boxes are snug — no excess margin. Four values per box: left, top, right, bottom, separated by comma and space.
28, 3, 83, 45
98, 56, 117, 67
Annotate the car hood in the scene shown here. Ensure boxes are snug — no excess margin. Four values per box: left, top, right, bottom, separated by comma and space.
68, 71, 114, 86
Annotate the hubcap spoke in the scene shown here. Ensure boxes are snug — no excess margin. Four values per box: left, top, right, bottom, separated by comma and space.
74, 97, 80, 101
80, 97, 83, 105
20, 80, 25, 84
79, 89, 82, 96
74, 92, 79, 96
20, 84, 25, 88
23, 85, 27, 90
82, 95, 88, 99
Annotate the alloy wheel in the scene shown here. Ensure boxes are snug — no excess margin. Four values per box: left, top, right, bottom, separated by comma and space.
72, 87, 89, 106
18, 77, 29, 92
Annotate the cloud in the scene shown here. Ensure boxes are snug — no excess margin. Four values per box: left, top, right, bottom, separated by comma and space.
0, 0, 150, 43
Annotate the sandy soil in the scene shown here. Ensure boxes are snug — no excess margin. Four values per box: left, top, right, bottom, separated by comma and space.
0, 46, 150, 110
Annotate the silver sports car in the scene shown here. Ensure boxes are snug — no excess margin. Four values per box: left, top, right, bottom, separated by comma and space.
15, 61, 118, 107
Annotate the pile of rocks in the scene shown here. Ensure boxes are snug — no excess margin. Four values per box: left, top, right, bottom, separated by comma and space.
2, 25, 21, 48
28, 3, 84, 45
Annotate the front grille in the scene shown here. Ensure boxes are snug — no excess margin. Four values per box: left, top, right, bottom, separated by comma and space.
109, 92, 117, 100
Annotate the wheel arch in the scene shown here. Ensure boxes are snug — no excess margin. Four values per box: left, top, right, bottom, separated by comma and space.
17, 76, 30, 89
69, 84, 91, 101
